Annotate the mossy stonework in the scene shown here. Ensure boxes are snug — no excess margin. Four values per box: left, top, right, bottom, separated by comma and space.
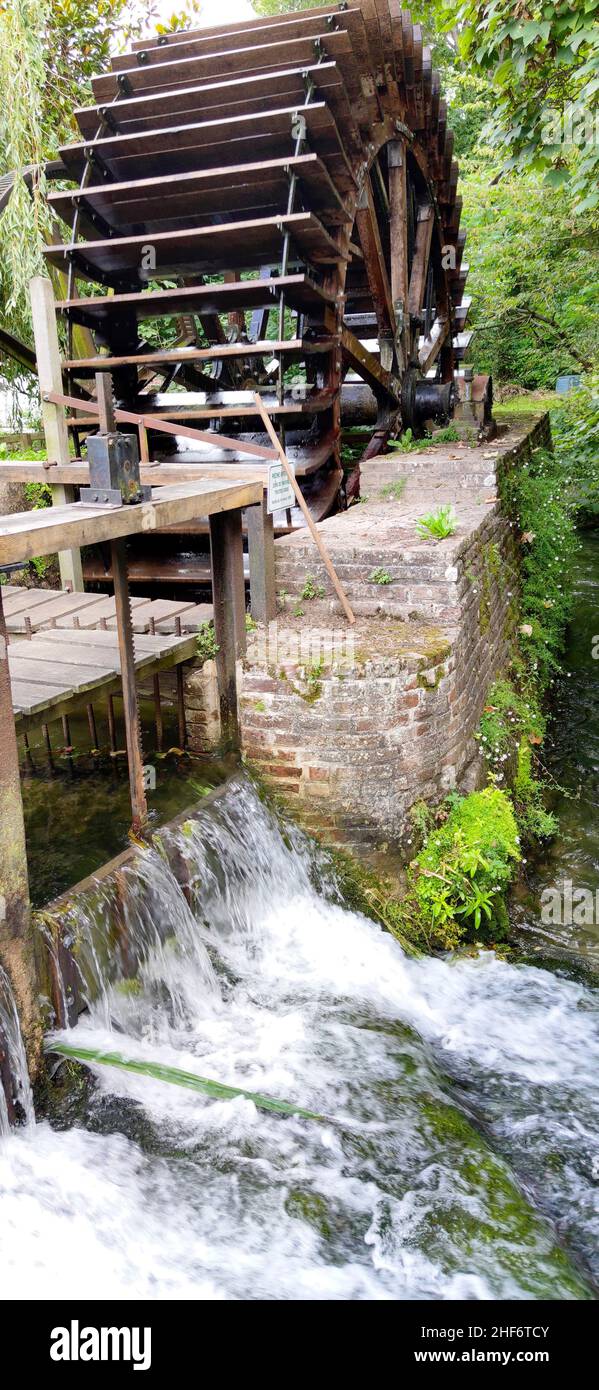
240, 418, 549, 852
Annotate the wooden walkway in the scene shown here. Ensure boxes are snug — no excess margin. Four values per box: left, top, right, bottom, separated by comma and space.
2, 584, 212, 731
1, 584, 213, 635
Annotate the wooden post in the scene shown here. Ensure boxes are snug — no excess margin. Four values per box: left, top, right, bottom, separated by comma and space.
388, 141, 410, 369
209, 508, 246, 747
29, 277, 84, 591
245, 495, 276, 624
111, 538, 148, 833
0, 586, 41, 1075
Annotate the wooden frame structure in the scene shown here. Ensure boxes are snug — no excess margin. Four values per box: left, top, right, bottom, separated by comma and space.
30, 2, 470, 587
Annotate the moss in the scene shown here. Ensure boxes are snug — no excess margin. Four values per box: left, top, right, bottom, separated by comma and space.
285, 1189, 332, 1239
114, 977, 143, 998
253, 700, 266, 713
417, 664, 446, 690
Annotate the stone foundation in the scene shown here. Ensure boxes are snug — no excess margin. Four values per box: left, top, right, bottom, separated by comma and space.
238, 414, 550, 851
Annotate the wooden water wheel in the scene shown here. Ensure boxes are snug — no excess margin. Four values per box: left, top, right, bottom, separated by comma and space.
43, 1, 470, 585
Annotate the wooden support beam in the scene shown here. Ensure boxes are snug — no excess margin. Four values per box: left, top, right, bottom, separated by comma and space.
354, 177, 396, 344
111, 539, 148, 833
340, 327, 402, 402
245, 497, 276, 625
29, 277, 84, 591
388, 140, 410, 367
408, 204, 434, 319
0, 587, 41, 1078
209, 509, 246, 748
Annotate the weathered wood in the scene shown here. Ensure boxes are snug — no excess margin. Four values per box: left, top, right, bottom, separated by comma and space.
111, 538, 147, 833
29, 277, 84, 591
209, 509, 246, 747
340, 327, 402, 402
354, 178, 396, 343
245, 496, 276, 625
408, 204, 434, 318
44, 210, 344, 281
62, 336, 334, 375
0, 587, 40, 1077
0, 479, 263, 567
388, 140, 410, 367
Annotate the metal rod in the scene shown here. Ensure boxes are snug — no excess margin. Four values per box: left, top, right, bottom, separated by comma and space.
110, 537, 147, 833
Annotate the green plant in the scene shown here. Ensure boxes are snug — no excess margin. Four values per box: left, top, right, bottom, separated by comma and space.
416, 505, 458, 540
379, 479, 406, 501
369, 567, 393, 585
24, 479, 52, 508
245, 612, 257, 632
410, 787, 521, 948
30, 554, 49, 580
300, 576, 325, 601
293, 604, 305, 618
195, 621, 219, 664
49, 1041, 327, 1122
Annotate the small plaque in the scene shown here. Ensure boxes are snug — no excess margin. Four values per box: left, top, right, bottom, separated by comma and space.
267, 462, 295, 515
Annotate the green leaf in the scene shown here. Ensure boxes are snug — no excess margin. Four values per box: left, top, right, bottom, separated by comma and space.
48, 1041, 329, 1123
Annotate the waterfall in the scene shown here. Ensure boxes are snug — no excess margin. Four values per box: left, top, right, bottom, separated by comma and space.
0, 967, 34, 1136
0, 774, 597, 1299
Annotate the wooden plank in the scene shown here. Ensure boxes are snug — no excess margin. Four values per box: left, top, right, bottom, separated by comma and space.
209, 509, 245, 747
0, 478, 263, 567
354, 178, 396, 341
2, 588, 60, 617
44, 212, 345, 282
9, 644, 113, 678
388, 140, 410, 366
50, 160, 349, 240
91, 30, 354, 102
54, 596, 146, 628
7, 591, 103, 629
9, 641, 114, 674
59, 102, 348, 183
62, 337, 334, 374
106, 598, 195, 633
246, 496, 276, 625
155, 603, 214, 634
77, 62, 349, 141
21, 626, 182, 656
125, 9, 359, 63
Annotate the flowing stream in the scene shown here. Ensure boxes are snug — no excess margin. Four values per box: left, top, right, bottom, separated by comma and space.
0, 539, 598, 1301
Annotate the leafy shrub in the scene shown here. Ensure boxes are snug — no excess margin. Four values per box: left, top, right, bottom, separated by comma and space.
195, 622, 219, 664
410, 788, 521, 948
416, 505, 458, 540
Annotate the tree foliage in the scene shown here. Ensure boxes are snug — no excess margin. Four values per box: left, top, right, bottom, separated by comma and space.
429, 1, 599, 211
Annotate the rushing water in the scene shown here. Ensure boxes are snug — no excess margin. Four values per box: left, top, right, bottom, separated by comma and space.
1, 538, 599, 1301
0, 775, 597, 1300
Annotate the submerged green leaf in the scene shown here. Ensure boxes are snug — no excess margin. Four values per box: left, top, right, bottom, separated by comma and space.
48, 1041, 327, 1123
